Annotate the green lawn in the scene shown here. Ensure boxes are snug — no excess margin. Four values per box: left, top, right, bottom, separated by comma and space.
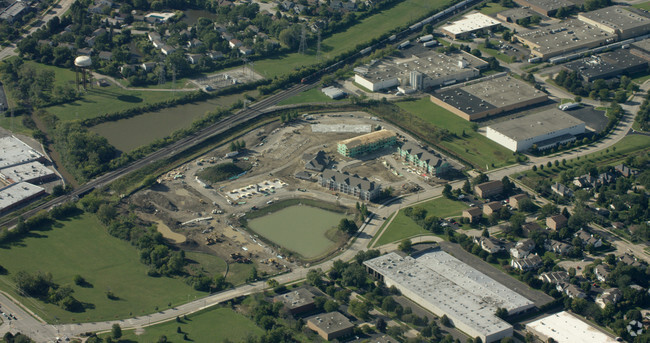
0, 115, 32, 135
116, 307, 264, 343
46, 85, 183, 121
253, 0, 452, 78
396, 98, 519, 169
478, 44, 515, 63
479, 2, 508, 15
633, 1, 650, 10
277, 87, 344, 105
185, 252, 227, 277
0, 213, 203, 323
375, 197, 467, 246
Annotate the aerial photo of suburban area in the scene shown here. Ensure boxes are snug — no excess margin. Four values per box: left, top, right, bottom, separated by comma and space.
0, 0, 649, 340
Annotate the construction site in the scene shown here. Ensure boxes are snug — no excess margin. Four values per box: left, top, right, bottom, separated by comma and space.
126, 110, 462, 274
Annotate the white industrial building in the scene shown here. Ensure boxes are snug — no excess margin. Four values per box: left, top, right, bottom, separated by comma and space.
0, 136, 45, 169
440, 13, 501, 39
354, 50, 487, 92
0, 182, 45, 213
0, 161, 56, 185
485, 109, 585, 152
525, 311, 618, 343
364, 251, 535, 343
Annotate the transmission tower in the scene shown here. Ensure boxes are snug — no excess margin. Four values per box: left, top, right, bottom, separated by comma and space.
158, 64, 166, 85
298, 24, 307, 55
172, 65, 176, 97
317, 30, 321, 60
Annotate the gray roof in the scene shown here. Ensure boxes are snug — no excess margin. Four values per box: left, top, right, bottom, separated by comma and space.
516, 19, 616, 56
399, 141, 444, 168
564, 50, 648, 80
306, 312, 353, 334
579, 6, 650, 32
364, 251, 534, 339
0, 182, 45, 212
321, 170, 377, 192
304, 151, 330, 171
487, 109, 585, 142
273, 288, 315, 310
0, 136, 43, 169
518, 0, 576, 11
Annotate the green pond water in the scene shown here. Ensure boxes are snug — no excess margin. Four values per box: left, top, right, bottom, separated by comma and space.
247, 205, 346, 259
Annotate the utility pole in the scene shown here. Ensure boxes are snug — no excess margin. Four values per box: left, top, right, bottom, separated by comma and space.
298, 24, 307, 55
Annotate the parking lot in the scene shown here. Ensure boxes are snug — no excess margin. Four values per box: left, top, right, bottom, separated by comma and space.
565, 105, 608, 133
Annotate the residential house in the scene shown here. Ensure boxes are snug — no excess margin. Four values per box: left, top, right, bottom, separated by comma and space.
84, 36, 96, 47
77, 47, 92, 56
575, 229, 603, 248
483, 201, 503, 216
539, 271, 569, 284
221, 32, 234, 41
303, 151, 330, 172
160, 45, 175, 55
119, 64, 136, 75
141, 62, 156, 72
546, 214, 567, 230
611, 222, 625, 230
594, 264, 610, 282
475, 236, 507, 254
89, 3, 105, 13
98, 51, 113, 61
598, 172, 615, 185
510, 239, 535, 259
239, 46, 254, 55
509, 194, 529, 209
615, 164, 637, 177
397, 141, 452, 177
92, 28, 107, 37
511, 254, 542, 271
474, 180, 503, 199
544, 239, 572, 255
207, 51, 224, 60
562, 283, 587, 299
148, 32, 161, 42
551, 182, 573, 197
229, 39, 243, 49
187, 54, 202, 64
462, 207, 482, 223
573, 174, 596, 188
319, 170, 380, 201
595, 288, 622, 309
187, 38, 203, 49
521, 222, 544, 237
618, 253, 646, 268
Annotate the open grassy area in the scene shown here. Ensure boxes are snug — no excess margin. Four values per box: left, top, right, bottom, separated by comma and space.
117, 307, 264, 343
478, 43, 515, 63
0, 213, 203, 323
633, 1, 650, 11
277, 87, 344, 105
396, 98, 519, 169
375, 197, 467, 246
479, 2, 508, 15
0, 114, 32, 135
253, 0, 451, 78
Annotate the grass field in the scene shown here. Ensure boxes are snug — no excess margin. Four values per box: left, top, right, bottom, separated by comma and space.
185, 252, 227, 277
375, 197, 467, 246
396, 98, 519, 169
116, 307, 264, 343
277, 87, 344, 105
0, 213, 203, 323
478, 43, 515, 63
247, 205, 346, 259
253, 0, 451, 78
0, 115, 32, 135
633, 1, 650, 10
479, 2, 508, 15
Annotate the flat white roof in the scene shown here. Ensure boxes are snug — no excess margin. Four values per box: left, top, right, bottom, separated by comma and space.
0, 161, 55, 183
487, 109, 585, 141
526, 311, 618, 343
441, 13, 501, 35
364, 251, 534, 338
0, 136, 43, 169
0, 182, 45, 212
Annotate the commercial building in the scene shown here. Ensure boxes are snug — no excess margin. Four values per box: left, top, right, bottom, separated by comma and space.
397, 141, 452, 177
525, 311, 618, 343
354, 50, 487, 92
364, 251, 535, 343
0, 182, 46, 214
0, 161, 56, 185
496, 8, 537, 23
0, 1, 28, 23
273, 288, 316, 314
578, 6, 650, 40
319, 170, 381, 201
306, 312, 354, 341
485, 109, 585, 152
474, 180, 503, 199
512, 0, 577, 16
430, 75, 548, 121
321, 86, 345, 99
0, 136, 45, 169
440, 13, 501, 39
563, 50, 648, 82
514, 19, 616, 60
337, 129, 396, 158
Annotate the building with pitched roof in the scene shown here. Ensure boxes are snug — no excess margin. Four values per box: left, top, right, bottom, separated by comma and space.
337, 130, 396, 158
475, 180, 504, 199
397, 141, 452, 177
319, 170, 380, 201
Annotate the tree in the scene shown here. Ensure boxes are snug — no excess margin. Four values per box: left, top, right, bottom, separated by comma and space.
306, 269, 324, 288
376, 318, 387, 332
112, 324, 122, 340
349, 300, 371, 320
443, 184, 453, 199
495, 307, 508, 319
462, 180, 472, 194
440, 314, 451, 327
338, 218, 358, 235
482, 228, 490, 237
399, 239, 412, 253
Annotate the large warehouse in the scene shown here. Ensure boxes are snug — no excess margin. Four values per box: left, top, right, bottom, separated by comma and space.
512, 0, 577, 16
485, 109, 585, 152
563, 50, 649, 82
514, 19, 616, 60
364, 251, 535, 343
440, 13, 501, 39
354, 50, 488, 92
526, 311, 618, 343
578, 6, 650, 40
430, 75, 548, 121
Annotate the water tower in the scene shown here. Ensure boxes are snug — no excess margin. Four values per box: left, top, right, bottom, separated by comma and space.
74, 56, 92, 91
